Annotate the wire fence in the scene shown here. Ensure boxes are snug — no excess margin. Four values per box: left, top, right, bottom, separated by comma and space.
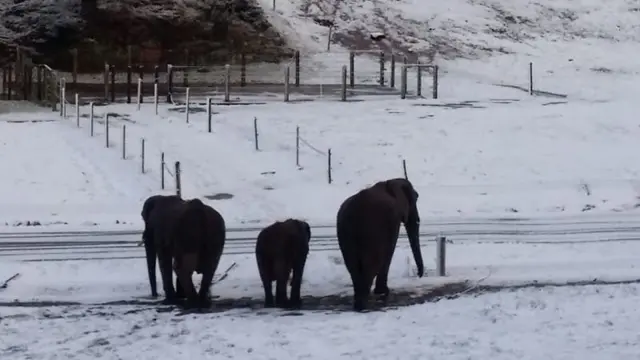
58, 82, 183, 197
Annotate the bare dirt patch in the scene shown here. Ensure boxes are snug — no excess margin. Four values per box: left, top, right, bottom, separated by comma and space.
4, 278, 640, 318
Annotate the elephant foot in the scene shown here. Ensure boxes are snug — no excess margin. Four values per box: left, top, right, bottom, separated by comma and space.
198, 295, 212, 309
275, 302, 288, 309
151, 291, 158, 298
162, 296, 179, 305
275, 295, 288, 309
183, 297, 201, 310
264, 300, 275, 308
175, 288, 186, 300
353, 301, 367, 312
288, 298, 302, 310
373, 285, 390, 297
353, 295, 369, 312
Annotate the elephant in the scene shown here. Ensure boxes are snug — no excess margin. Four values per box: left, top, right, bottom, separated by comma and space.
255, 218, 311, 309
140, 194, 184, 298
336, 178, 424, 311
142, 195, 226, 308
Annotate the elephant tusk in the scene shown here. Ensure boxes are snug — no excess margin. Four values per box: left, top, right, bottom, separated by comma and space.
137, 240, 144, 247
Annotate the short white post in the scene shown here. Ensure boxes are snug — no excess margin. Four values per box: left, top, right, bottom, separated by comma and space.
185, 87, 190, 123
75, 93, 80, 127
59, 78, 65, 117
137, 77, 142, 111
284, 66, 290, 102
153, 83, 158, 115
436, 235, 446, 276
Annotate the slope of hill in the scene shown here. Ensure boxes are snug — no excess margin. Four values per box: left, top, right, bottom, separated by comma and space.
256, 0, 640, 99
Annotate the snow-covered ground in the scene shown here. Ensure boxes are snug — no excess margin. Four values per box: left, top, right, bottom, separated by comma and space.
3, 238, 640, 304
2, 283, 640, 359
48, 95, 640, 228
4, 89, 640, 229
0, 105, 166, 230
25, 0, 640, 230
2, 0, 640, 358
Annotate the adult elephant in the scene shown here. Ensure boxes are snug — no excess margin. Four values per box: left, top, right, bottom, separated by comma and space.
255, 218, 311, 309
142, 195, 226, 308
336, 178, 424, 311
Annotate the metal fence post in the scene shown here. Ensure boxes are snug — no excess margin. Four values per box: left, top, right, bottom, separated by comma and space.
436, 236, 446, 276
161, 152, 165, 189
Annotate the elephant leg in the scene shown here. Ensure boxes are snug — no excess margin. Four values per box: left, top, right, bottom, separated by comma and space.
262, 279, 274, 308
275, 271, 289, 308
172, 257, 186, 299
175, 276, 186, 299
143, 237, 158, 298
354, 272, 374, 312
197, 251, 221, 309
197, 266, 214, 309
256, 255, 274, 308
374, 232, 399, 299
339, 242, 367, 311
354, 249, 378, 312
289, 257, 307, 309
158, 250, 177, 304
176, 253, 198, 308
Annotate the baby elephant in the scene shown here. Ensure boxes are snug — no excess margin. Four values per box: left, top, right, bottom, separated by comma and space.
255, 218, 311, 309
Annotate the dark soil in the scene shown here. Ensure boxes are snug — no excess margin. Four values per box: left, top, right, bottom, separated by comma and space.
4, 278, 640, 317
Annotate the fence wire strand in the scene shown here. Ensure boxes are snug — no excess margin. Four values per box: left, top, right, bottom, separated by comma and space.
299, 136, 327, 156
164, 163, 175, 178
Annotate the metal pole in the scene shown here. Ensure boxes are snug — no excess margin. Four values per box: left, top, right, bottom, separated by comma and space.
436, 236, 446, 276
75, 93, 79, 127
185, 87, 190, 123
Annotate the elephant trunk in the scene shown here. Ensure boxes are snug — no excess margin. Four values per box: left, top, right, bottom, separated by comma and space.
405, 209, 424, 277
143, 233, 158, 297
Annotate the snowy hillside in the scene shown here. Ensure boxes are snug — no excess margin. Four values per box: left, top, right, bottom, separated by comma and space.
0, 106, 163, 229
255, 0, 640, 99
27, 94, 634, 228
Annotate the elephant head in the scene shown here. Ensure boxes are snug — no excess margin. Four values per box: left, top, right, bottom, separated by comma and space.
382, 178, 424, 277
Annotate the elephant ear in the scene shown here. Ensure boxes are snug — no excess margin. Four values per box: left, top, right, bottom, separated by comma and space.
141, 195, 159, 221
300, 221, 311, 243
384, 178, 413, 223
